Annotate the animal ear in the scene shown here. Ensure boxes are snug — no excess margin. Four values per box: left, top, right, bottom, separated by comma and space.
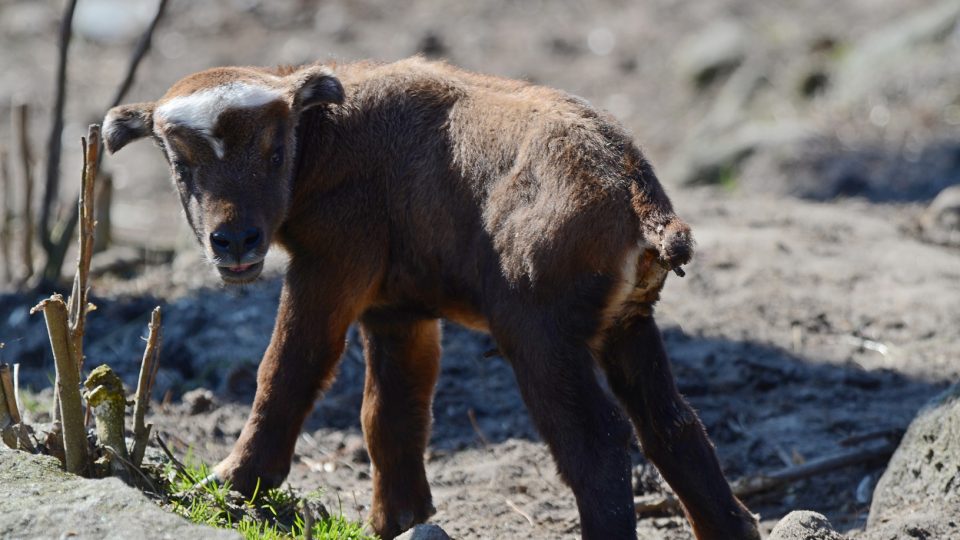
102, 102, 155, 153
288, 65, 344, 111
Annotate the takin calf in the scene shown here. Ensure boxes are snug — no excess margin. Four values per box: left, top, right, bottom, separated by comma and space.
103, 57, 759, 540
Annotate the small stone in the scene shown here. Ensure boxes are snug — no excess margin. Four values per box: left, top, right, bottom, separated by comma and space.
395, 523, 452, 540
768, 511, 844, 540
918, 185, 960, 248
182, 388, 216, 415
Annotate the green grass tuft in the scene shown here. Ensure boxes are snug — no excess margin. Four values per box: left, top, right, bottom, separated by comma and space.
161, 453, 376, 540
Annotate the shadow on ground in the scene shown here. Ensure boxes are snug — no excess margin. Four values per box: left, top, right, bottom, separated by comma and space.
0, 277, 947, 533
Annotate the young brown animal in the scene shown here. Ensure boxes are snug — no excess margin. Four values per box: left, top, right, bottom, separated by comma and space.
103, 57, 759, 540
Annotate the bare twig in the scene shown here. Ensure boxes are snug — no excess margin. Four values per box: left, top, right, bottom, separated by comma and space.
0, 147, 12, 283
92, 172, 112, 253
635, 440, 898, 517
467, 407, 490, 447
67, 126, 100, 371
31, 295, 87, 474
840, 428, 905, 447
12, 363, 22, 417
39, 0, 78, 259
0, 364, 19, 425
730, 440, 897, 499
102, 444, 159, 492
504, 497, 536, 528
51, 126, 99, 422
155, 433, 196, 484
14, 103, 34, 283
108, 0, 170, 109
131, 306, 162, 467
634, 492, 679, 515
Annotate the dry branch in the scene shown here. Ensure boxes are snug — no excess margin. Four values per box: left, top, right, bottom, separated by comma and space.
67, 126, 100, 371
635, 440, 898, 517
14, 103, 34, 283
39, 0, 78, 259
92, 172, 112, 253
0, 147, 12, 283
42, 0, 169, 280
83, 365, 131, 482
31, 295, 87, 474
0, 364, 19, 425
131, 306, 162, 467
108, 0, 170, 109
50, 126, 99, 422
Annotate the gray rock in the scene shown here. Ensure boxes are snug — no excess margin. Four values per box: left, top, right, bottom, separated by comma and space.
918, 185, 960, 248
0, 446, 239, 540
867, 384, 960, 531
396, 523, 452, 540
768, 511, 844, 540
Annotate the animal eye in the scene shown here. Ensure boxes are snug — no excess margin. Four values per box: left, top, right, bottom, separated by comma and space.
270, 147, 284, 166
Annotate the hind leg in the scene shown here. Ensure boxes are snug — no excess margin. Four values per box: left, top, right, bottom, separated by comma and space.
359, 310, 441, 539
491, 304, 637, 539
600, 314, 759, 540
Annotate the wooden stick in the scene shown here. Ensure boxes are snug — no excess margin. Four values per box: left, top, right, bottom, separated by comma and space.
12, 363, 22, 418
67, 126, 100, 372
39, 0, 78, 256
92, 172, 112, 253
0, 147, 11, 283
0, 364, 19, 425
154, 433, 196, 485
31, 295, 87, 474
131, 306, 162, 467
504, 497, 536, 528
14, 103, 34, 283
635, 440, 898, 517
467, 407, 490, 447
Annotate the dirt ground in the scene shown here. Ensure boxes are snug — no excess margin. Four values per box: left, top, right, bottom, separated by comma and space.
1, 0, 959, 538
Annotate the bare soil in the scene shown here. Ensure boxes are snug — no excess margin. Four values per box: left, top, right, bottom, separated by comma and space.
1, 0, 959, 538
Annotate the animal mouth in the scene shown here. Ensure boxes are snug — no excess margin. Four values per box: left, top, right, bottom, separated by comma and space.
217, 260, 264, 284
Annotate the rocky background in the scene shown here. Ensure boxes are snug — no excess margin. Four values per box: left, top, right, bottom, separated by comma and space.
1, 0, 959, 538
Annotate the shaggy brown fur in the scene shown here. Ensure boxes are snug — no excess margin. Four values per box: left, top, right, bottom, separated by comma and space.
104, 57, 759, 540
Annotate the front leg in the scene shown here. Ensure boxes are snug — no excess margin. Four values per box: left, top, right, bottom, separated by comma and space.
214, 266, 371, 495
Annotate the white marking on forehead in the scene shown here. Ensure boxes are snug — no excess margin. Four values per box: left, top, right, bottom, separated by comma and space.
154, 82, 283, 159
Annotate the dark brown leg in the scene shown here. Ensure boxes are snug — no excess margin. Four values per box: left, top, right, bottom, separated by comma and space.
214, 265, 369, 495
491, 306, 637, 540
359, 310, 441, 539
600, 314, 759, 540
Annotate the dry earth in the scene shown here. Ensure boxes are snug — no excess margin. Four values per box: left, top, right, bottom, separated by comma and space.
1, 0, 959, 538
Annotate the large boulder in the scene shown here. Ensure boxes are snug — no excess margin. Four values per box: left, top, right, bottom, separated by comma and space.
863, 383, 960, 539
0, 446, 238, 539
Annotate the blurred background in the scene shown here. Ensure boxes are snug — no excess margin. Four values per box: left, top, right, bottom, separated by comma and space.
1, 0, 959, 275
0, 1, 958, 538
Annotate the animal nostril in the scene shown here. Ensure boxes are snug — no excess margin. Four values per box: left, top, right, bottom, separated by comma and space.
242, 228, 262, 250
210, 231, 232, 251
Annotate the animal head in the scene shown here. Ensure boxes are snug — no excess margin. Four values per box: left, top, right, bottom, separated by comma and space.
103, 64, 344, 283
